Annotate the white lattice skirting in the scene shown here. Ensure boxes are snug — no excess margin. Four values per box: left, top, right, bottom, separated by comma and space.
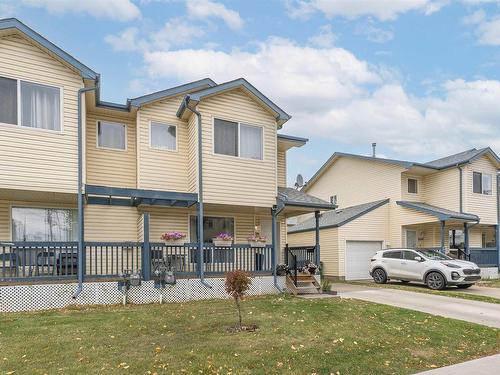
0, 276, 286, 313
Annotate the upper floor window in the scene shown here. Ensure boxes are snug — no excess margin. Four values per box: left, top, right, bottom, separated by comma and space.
0, 76, 61, 131
97, 121, 126, 150
473, 171, 492, 195
407, 178, 418, 194
150, 122, 177, 151
213, 118, 263, 160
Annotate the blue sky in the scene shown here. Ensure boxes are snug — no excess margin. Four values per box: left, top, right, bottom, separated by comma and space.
3, 0, 500, 185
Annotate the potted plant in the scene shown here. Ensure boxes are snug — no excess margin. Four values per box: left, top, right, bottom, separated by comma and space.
160, 231, 186, 246
213, 232, 233, 247
275, 263, 290, 276
301, 262, 318, 275
247, 234, 267, 247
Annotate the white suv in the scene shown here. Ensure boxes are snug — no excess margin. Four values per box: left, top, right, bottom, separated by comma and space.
369, 248, 481, 290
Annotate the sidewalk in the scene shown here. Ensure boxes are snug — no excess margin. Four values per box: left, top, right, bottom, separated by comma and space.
415, 353, 500, 374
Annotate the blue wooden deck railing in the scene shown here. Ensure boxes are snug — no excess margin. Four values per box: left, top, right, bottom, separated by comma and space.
0, 241, 273, 283
469, 247, 498, 267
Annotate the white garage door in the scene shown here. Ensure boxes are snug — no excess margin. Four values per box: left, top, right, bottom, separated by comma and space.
345, 241, 383, 280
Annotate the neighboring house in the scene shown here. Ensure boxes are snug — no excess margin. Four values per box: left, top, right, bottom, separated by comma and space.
288, 148, 500, 280
0, 18, 333, 288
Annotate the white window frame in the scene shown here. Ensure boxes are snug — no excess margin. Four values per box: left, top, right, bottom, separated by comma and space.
96, 120, 127, 151
0, 74, 64, 133
212, 116, 264, 161
407, 178, 418, 194
472, 171, 493, 196
148, 120, 178, 152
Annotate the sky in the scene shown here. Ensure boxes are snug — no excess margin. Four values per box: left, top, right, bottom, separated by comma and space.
2, 0, 500, 186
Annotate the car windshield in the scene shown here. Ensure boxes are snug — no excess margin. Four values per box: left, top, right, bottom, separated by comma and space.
416, 249, 452, 260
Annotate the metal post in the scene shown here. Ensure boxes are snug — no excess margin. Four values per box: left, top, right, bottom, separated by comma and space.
464, 222, 469, 260
315, 211, 320, 266
497, 174, 500, 269
142, 213, 151, 281
440, 220, 446, 253
271, 206, 282, 292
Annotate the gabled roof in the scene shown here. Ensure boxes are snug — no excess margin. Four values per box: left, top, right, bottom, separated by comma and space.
129, 78, 217, 107
396, 201, 480, 222
277, 187, 335, 210
425, 147, 500, 169
177, 78, 291, 126
0, 18, 98, 80
288, 199, 389, 234
304, 148, 500, 192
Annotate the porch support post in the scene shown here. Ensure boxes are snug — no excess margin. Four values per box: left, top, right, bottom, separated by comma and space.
315, 211, 321, 266
142, 213, 151, 281
464, 222, 469, 260
497, 174, 500, 269
440, 220, 446, 253
271, 205, 282, 292
496, 224, 499, 269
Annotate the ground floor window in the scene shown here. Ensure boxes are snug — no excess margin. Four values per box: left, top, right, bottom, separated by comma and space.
449, 229, 464, 249
11, 207, 77, 241
189, 216, 235, 244
405, 230, 417, 248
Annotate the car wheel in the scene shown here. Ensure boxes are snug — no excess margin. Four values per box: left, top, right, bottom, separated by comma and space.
372, 268, 387, 284
426, 272, 446, 290
456, 284, 473, 289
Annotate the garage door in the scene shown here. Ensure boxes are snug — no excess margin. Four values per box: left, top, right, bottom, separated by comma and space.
345, 241, 383, 280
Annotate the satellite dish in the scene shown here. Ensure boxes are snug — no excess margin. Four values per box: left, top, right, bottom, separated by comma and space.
294, 174, 304, 189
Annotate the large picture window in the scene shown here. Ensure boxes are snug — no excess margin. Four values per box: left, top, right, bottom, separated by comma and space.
11, 207, 77, 242
213, 118, 263, 160
189, 216, 235, 243
473, 171, 492, 195
150, 122, 177, 151
97, 121, 126, 150
0, 76, 61, 131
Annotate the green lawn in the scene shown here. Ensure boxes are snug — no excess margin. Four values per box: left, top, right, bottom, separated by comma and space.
1, 296, 499, 375
344, 281, 500, 305
479, 278, 500, 288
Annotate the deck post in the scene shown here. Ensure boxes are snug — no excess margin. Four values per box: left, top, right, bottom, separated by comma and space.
463, 222, 469, 260
315, 211, 320, 266
142, 213, 151, 281
271, 205, 283, 291
440, 220, 446, 253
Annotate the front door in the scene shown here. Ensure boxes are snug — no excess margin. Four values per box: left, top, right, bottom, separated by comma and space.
406, 230, 417, 248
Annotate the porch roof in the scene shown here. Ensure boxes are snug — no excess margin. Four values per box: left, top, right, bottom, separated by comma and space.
288, 199, 389, 234
277, 187, 335, 213
396, 201, 480, 222
85, 185, 198, 207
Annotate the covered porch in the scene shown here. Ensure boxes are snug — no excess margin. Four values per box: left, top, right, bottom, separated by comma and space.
398, 201, 498, 268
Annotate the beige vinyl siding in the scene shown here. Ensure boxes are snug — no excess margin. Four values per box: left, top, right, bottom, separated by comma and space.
198, 89, 278, 207
401, 174, 424, 201
305, 157, 404, 209
0, 34, 83, 193
277, 151, 286, 187
137, 95, 190, 192
86, 113, 136, 188
84, 205, 139, 241
464, 155, 498, 224
422, 168, 460, 212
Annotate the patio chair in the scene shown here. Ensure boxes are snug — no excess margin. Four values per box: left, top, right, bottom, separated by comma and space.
0, 252, 19, 277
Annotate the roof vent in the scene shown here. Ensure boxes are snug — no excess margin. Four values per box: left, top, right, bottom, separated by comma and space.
372, 143, 377, 158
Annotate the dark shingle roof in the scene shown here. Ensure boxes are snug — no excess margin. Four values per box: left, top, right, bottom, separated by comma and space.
278, 187, 335, 210
424, 148, 487, 168
396, 201, 479, 221
288, 199, 389, 233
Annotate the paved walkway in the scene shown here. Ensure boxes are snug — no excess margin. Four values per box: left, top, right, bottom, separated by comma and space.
415, 353, 500, 374
332, 283, 500, 328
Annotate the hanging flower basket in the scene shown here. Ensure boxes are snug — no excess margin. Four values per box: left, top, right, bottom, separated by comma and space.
213, 233, 233, 247
161, 231, 186, 246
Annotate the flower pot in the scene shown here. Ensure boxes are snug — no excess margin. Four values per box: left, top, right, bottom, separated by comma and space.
164, 238, 185, 246
213, 239, 233, 247
248, 241, 266, 247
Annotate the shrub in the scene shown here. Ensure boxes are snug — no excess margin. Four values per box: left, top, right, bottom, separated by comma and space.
225, 270, 252, 328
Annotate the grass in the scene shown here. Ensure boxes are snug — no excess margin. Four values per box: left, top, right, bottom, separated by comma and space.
343, 280, 500, 305
479, 278, 500, 288
0, 296, 499, 375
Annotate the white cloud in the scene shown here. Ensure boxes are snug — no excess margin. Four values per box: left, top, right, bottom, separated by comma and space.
307, 24, 336, 47
21, 0, 141, 21
186, 0, 244, 30
286, 0, 446, 21
356, 22, 394, 43
135, 36, 500, 158
105, 18, 204, 52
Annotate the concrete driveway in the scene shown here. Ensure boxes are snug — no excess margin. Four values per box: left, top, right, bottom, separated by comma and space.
333, 283, 500, 329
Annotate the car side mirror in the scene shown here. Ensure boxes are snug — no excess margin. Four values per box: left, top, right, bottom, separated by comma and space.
414, 256, 424, 262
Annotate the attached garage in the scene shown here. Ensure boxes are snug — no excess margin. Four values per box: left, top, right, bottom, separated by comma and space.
345, 241, 383, 280
288, 199, 390, 280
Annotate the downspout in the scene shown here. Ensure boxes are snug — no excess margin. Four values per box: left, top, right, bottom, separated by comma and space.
497, 174, 500, 269
457, 165, 463, 213
183, 96, 211, 289
73, 85, 98, 299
